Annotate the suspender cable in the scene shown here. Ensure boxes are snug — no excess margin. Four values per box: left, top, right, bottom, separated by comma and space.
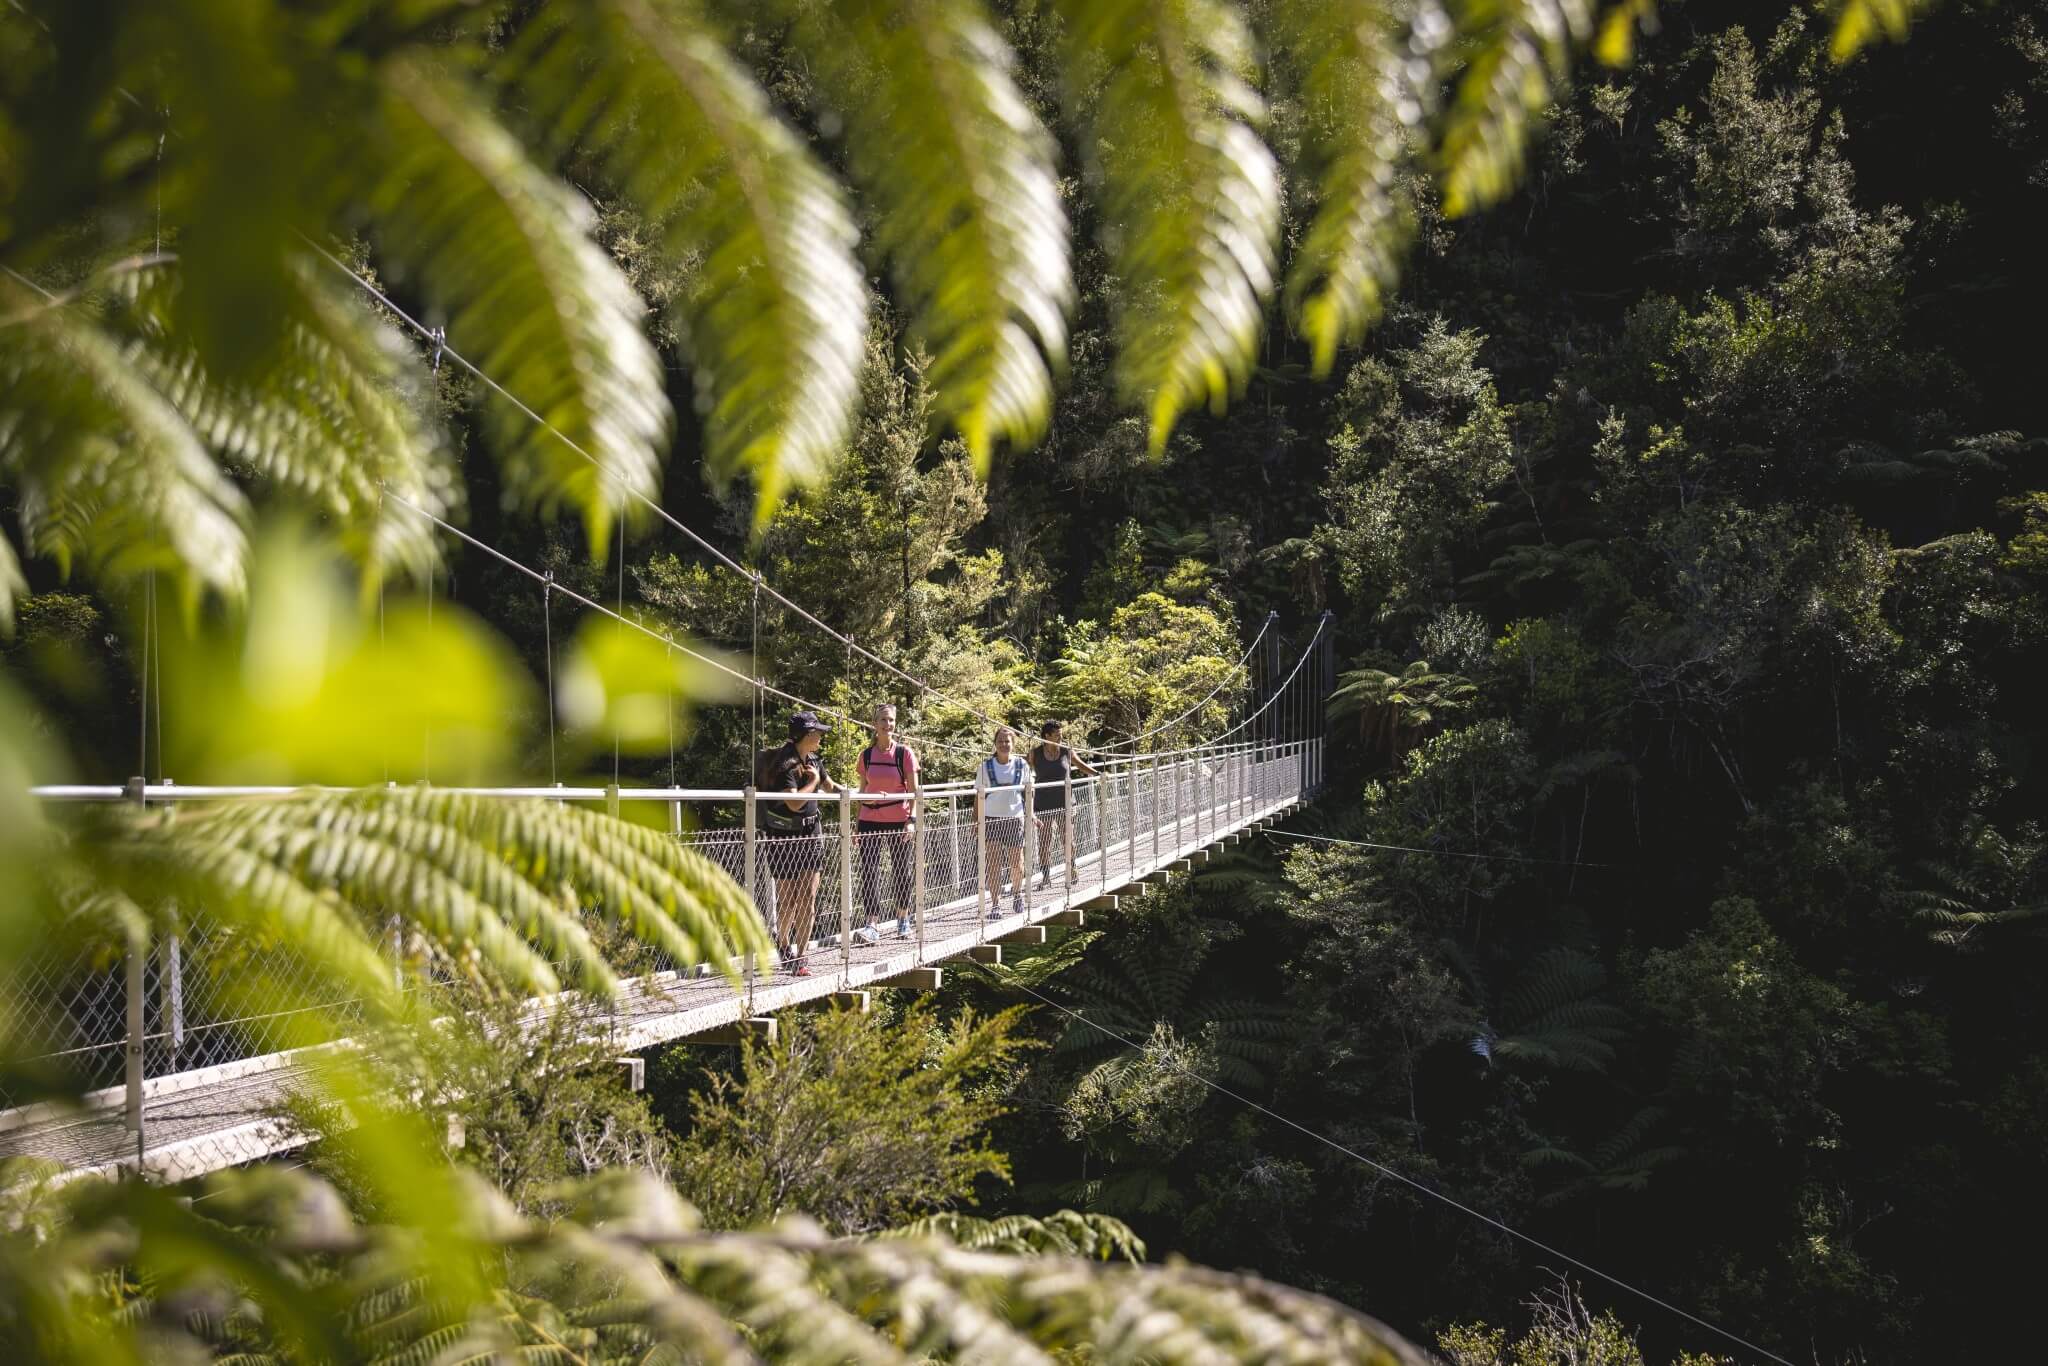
750, 576, 761, 774
151, 575, 163, 782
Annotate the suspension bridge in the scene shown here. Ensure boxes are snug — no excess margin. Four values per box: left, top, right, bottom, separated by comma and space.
1, 617, 1334, 1184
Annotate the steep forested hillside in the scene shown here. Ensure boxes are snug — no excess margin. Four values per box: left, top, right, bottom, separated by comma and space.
924, 4, 2048, 1362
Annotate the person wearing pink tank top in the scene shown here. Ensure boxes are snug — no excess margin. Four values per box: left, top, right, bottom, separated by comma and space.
854, 702, 920, 940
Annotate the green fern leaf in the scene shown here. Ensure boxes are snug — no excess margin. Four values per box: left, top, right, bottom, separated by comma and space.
503, 0, 864, 522
369, 54, 668, 551
1271, 0, 1442, 376
0, 281, 248, 604
114, 260, 455, 589
0, 530, 24, 633
1434, 0, 1593, 217
1830, 0, 1936, 63
785, 0, 1072, 473
1054, 0, 1282, 453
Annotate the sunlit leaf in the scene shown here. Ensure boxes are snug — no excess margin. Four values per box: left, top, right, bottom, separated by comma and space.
504, 0, 864, 523
1054, 0, 1282, 454
370, 53, 669, 551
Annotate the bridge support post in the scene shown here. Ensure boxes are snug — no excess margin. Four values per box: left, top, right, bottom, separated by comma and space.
122, 776, 146, 1160
743, 787, 758, 1010
975, 764, 989, 935
1091, 768, 1106, 897
1125, 760, 1139, 885
1150, 754, 1161, 868
838, 788, 855, 984
1021, 761, 1037, 919
911, 781, 926, 956
1062, 764, 1075, 904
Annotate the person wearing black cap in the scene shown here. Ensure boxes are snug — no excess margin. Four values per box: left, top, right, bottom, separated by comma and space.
754, 710, 842, 976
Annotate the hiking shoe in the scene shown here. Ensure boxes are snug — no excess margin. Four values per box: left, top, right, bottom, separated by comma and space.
789, 956, 811, 977
1037, 868, 1051, 889
895, 917, 912, 940
1012, 894, 1025, 917
852, 925, 880, 946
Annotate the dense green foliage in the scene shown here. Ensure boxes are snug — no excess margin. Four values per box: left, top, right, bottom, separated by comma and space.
918, 5, 2047, 1362
5, 0, 2043, 1361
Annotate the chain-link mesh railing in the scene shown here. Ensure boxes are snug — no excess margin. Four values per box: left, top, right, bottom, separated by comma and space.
4, 738, 1318, 1179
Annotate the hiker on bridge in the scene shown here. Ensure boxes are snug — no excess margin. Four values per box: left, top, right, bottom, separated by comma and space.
854, 702, 919, 942
757, 711, 843, 976
1031, 720, 1096, 889
978, 725, 1029, 920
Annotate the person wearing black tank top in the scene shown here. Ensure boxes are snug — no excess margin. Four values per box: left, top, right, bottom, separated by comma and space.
1030, 720, 1096, 889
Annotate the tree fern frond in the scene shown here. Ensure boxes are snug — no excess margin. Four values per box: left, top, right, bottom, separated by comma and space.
239, 789, 769, 985
671, 1221, 903, 1365
0, 283, 248, 604
1434, 0, 1593, 217
1498, 946, 1608, 1027
81, 820, 399, 1006
1270, 0, 1443, 376
1055, 0, 1282, 453
108, 259, 456, 590
886, 1210, 1146, 1263
370, 54, 668, 551
1829, 0, 1937, 63
505, 0, 864, 522
787, 0, 1072, 473
181, 801, 587, 997
31, 1161, 1435, 1362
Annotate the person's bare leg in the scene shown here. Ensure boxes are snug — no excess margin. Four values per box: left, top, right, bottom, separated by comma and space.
775, 877, 801, 953
985, 844, 1004, 914
791, 870, 820, 951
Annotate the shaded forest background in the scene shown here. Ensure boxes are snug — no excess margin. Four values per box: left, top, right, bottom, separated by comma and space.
10, 0, 2047, 1361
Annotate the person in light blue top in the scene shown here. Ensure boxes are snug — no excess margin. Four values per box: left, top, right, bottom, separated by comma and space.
978, 725, 1029, 919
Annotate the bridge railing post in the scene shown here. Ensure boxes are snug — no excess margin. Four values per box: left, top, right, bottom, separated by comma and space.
837, 787, 855, 983
122, 776, 146, 1164
1149, 754, 1160, 868
1091, 764, 1107, 896
1022, 762, 1037, 918
743, 786, 758, 1013
1171, 753, 1187, 860
975, 764, 990, 936
911, 780, 926, 955
1125, 757, 1139, 883
1063, 764, 1076, 902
